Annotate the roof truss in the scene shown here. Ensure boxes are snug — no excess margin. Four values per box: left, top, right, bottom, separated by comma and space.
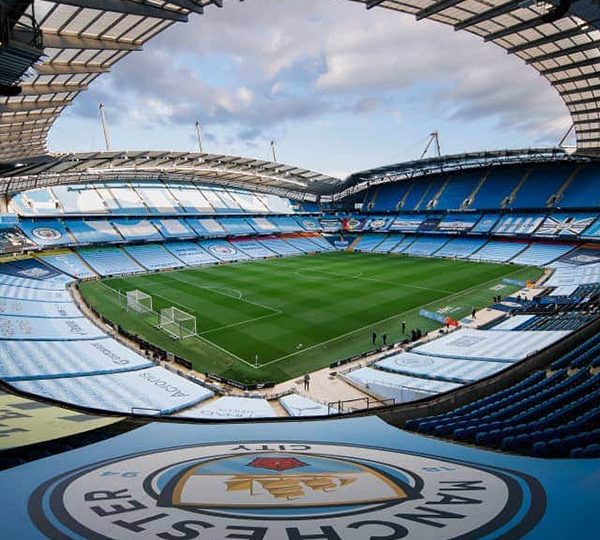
1, 0, 600, 164
416, 0, 463, 20
526, 41, 600, 65
56, 1, 189, 22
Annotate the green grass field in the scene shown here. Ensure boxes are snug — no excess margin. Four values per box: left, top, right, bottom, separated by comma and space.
78, 252, 542, 384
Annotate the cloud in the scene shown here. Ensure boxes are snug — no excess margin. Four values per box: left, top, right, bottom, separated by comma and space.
440, 59, 569, 142
65, 0, 570, 152
353, 98, 381, 114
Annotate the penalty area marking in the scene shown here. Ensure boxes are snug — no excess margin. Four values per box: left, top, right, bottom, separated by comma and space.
96, 281, 260, 369
199, 311, 282, 335
200, 286, 243, 299
167, 272, 281, 315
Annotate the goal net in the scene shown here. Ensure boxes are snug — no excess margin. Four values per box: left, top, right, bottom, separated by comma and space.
126, 290, 153, 313
158, 307, 197, 339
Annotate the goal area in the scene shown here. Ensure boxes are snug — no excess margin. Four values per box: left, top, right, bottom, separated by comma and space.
125, 290, 153, 314
158, 307, 197, 340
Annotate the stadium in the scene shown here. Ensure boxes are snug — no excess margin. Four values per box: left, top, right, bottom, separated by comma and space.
0, 1, 599, 538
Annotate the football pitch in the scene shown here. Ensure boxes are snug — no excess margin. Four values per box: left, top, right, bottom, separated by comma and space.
78, 252, 542, 384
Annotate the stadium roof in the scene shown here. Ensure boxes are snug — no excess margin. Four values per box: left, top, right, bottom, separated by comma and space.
0, 150, 342, 199
0, 0, 599, 169
0, 146, 587, 200
335, 146, 590, 199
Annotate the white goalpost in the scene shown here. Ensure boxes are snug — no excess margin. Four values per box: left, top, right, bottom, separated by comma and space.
158, 307, 197, 339
125, 290, 153, 313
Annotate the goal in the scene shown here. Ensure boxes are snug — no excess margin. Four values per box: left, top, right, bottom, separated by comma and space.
125, 290, 153, 313
158, 307, 197, 339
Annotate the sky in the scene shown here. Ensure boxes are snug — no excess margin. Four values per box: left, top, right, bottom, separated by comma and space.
47, 0, 572, 179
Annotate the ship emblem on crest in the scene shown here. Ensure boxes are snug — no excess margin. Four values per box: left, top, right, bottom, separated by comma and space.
158, 452, 416, 513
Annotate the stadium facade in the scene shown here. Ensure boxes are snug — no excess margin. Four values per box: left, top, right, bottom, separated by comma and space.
0, 2, 599, 539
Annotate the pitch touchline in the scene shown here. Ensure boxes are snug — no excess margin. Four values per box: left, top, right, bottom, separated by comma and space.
193, 332, 258, 369
256, 266, 530, 369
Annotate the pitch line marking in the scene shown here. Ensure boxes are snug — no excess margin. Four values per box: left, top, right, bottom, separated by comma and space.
99, 260, 532, 371
263, 260, 454, 295
256, 265, 530, 369
193, 332, 258, 369
101, 281, 199, 321
200, 286, 243, 299
199, 311, 281, 335
97, 278, 271, 369
123, 281, 278, 367
97, 281, 259, 369
165, 272, 282, 314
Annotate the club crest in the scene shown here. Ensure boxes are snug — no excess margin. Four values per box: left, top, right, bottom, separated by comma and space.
209, 244, 237, 255
30, 442, 545, 539
31, 227, 63, 241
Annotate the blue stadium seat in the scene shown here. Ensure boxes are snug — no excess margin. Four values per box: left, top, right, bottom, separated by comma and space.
11, 366, 214, 415
470, 168, 524, 210
250, 217, 279, 233
468, 240, 528, 262
306, 235, 336, 251
434, 172, 481, 210
186, 218, 226, 237
77, 246, 144, 276
510, 243, 575, 266
19, 220, 74, 247
403, 235, 449, 256
268, 217, 303, 232
368, 183, 412, 212
199, 239, 250, 261
163, 241, 218, 266
409, 362, 600, 457
219, 217, 257, 235
39, 252, 96, 278
233, 239, 277, 258
258, 237, 303, 256
152, 218, 196, 239
510, 166, 574, 209
112, 219, 163, 241
283, 236, 328, 253
557, 165, 600, 208
124, 244, 184, 270
66, 220, 122, 244
353, 234, 385, 252
0, 338, 153, 381
372, 234, 405, 253
434, 237, 487, 258
402, 180, 433, 210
